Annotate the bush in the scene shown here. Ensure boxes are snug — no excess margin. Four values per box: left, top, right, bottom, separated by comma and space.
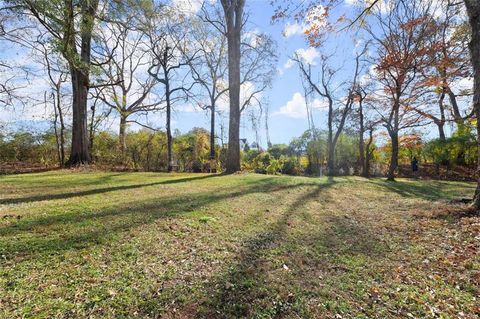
281, 156, 300, 175
266, 159, 281, 175
252, 152, 272, 174
191, 160, 203, 173
424, 139, 450, 166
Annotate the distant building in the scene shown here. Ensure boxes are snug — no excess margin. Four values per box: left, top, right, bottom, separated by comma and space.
240, 138, 247, 150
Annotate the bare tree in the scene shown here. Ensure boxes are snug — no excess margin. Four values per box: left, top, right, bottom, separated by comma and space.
93, 23, 161, 161
0, 7, 35, 107
196, 4, 276, 168
147, 21, 196, 172
188, 16, 229, 161
354, 86, 368, 176
295, 43, 366, 176
36, 39, 69, 165
4, 1, 148, 165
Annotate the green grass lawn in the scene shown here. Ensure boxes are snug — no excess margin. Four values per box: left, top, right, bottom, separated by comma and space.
0, 172, 479, 318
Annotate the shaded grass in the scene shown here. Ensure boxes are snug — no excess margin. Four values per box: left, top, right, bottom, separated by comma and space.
0, 172, 478, 318
369, 178, 474, 201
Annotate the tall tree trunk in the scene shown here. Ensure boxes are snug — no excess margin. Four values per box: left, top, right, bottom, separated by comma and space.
225, 29, 241, 173
89, 100, 96, 154
222, 0, 244, 174
327, 138, 335, 176
210, 103, 216, 160
446, 87, 464, 125
67, 68, 91, 165
51, 91, 62, 166
57, 89, 65, 166
64, 0, 98, 166
265, 106, 271, 148
464, 0, 480, 210
437, 87, 447, 142
437, 122, 446, 142
358, 100, 366, 177
387, 128, 398, 181
119, 114, 128, 163
327, 100, 334, 176
365, 128, 373, 178
387, 98, 400, 181
52, 83, 65, 166
166, 89, 173, 172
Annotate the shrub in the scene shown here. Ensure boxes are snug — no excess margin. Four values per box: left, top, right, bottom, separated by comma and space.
281, 156, 300, 175
266, 159, 281, 175
252, 152, 272, 174
191, 160, 203, 173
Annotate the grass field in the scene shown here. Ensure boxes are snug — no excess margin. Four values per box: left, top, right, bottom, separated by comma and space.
0, 171, 479, 318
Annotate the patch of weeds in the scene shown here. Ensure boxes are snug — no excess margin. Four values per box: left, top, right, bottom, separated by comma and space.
198, 216, 217, 224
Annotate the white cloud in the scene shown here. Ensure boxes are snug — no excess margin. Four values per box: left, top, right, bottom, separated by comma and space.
282, 22, 305, 38
276, 92, 328, 119
282, 47, 321, 72
292, 47, 320, 66
281, 47, 320, 75
359, 73, 371, 86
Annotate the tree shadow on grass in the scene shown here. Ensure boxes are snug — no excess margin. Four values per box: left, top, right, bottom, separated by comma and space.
0, 178, 323, 261
184, 179, 389, 318
187, 180, 336, 317
0, 174, 218, 205
368, 179, 474, 202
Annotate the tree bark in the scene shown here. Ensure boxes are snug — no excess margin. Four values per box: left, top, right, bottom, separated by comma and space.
358, 99, 366, 177
387, 128, 398, 181
57, 92, 65, 166
119, 114, 128, 162
327, 138, 335, 176
52, 93, 61, 165
64, 0, 99, 166
166, 87, 173, 172
437, 87, 447, 142
67, 67, 91, 165
210, 102, 216, 160
437, 122, 446, 142
365, 128, 374, 178
327, 98, 334, 176
222, 0, 244, 174
464, 0, 480, 210
446, 87, 463, 125
52, 81, 65, 166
